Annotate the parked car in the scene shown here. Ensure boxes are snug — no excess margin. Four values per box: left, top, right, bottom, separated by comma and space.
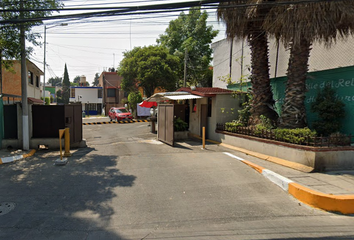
109, 107, 133, 121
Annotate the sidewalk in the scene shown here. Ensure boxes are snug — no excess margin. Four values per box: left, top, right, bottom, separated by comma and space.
219, 142, 354, 215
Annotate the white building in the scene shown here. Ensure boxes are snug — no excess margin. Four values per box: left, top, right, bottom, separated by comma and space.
69, 86, 103, 115
212, 37, 354, 88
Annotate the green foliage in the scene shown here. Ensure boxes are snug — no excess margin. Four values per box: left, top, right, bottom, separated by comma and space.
174, 118, 188, 132
118, 45, 179, 97
157, 7, 218, 87
93, 73, 100, 86
44, 97, 50, 105
225, 121, 243, 132
311, 85, 345, 136
236, 93, 252, 126
48, 76, 62, 86
73, 76, 81, 84
62, 64, 70, 104
56, 89, 63, 103
128, 92, 143, 116
273, 128, 317, 145
0, 0, 63, 67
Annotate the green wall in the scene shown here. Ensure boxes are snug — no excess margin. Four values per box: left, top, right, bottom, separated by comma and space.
228, 66, 354, 135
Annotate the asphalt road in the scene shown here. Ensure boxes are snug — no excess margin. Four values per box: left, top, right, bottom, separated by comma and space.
1, 122, 354, 239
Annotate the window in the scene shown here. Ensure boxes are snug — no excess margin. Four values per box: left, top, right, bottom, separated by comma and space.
192, 99, 197, 112
98, 89, 102, 98
70, 88, 75, 98
36, 76, 40, 87
207, 97, 212, 117
28, 71, 33, 85
107, 88, 116, 97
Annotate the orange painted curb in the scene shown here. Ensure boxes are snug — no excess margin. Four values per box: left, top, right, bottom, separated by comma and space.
241, 159, 264, 173
289, 182, 354, 214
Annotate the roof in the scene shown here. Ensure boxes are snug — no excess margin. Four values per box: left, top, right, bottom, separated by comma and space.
28, 97, 44, 105
145, 91, 203, 102
177, 87, 233, 97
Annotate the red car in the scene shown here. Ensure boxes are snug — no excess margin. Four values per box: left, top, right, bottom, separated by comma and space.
109, 107, 133, 121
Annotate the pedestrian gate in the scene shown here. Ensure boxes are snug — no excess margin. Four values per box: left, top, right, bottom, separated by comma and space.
158, 104, 174, 146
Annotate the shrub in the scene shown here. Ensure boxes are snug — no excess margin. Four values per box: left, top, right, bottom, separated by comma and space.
174, 118, 188, 132
225, 121, 243, 132
273, 128, 316, 144
311, 85, 345, 136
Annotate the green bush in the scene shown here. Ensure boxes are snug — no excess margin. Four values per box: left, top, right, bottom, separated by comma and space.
45, 97, 50, 105
174, 118, 188, 132
273, 128, 316, 144
311, 85, 345, 136
225, 121, 243, 132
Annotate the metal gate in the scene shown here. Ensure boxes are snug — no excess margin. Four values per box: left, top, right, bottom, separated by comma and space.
158, 104, 174, 146
3, 105, 18, 139
32, 104, 82, 144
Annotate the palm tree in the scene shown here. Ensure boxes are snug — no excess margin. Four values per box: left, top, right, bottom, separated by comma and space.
217, 0, 278, 126
264, 0, 354, 128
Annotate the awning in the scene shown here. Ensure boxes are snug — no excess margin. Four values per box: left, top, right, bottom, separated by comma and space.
145, 92, 204, 102
139, 101, 157, 108
165, 94, 203, 100
28, 97, 44, 105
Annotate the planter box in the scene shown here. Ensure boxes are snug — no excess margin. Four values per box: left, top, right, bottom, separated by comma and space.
215, 130, 354, 172
174, 131, 189, 140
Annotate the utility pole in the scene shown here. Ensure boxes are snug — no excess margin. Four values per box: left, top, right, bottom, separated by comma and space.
183, 49, 188, 87
20, 0, 29, 150
43, 25, 47, 104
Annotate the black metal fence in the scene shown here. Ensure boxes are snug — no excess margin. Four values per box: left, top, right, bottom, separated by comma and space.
216, 123, 352, 147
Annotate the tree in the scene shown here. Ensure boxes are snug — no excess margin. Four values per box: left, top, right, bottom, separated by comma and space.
128, 92, 143, 118
118, 45, 179, 97
311, 86, 345, 136
73, 76, 81, 85
62, 64, 70, 104
93, 73, 100, 86
218, 0, 278, 125
0, 0, 62, 93
48, 76, 62, 86
264, 0, 354, 128
157, 7, 218, 87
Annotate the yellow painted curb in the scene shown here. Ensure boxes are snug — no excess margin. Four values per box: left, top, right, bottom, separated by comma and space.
289, 182, 354, 214
23, 149, 36, 158
241, 159, 265, 173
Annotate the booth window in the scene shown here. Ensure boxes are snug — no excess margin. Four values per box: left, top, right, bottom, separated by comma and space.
208, 97, 212, 117
192, 99, 197, 112
28, 71, 33, 85
36, 76, 40, 87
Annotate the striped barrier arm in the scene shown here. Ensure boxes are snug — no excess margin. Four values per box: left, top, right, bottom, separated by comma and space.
83, 119, 150, 125
0, 149, 36, 164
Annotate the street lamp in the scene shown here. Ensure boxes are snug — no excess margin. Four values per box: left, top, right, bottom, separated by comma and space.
43, 23, 68, 103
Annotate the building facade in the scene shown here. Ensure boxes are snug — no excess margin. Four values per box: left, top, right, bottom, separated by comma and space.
69, 86, 103, 115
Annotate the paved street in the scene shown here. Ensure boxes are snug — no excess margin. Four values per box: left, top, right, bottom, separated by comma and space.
1, 122, 354, 239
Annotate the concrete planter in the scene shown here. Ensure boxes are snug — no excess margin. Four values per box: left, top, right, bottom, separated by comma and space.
215, 130, 354, 172
174, 131, 189, 140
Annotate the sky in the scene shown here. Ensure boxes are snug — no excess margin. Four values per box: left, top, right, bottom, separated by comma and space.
28, 0, 227, 85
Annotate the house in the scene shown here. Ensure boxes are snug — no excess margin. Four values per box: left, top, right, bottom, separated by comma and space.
212, 37, 354, 135
69, 86, 103, 115
98, 71, 128, 115
1, 59, 44, 105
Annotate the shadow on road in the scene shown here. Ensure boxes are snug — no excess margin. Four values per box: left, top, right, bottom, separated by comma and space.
0, 147, 136, 239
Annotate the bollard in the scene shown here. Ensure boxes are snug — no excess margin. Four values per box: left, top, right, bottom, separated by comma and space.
64, 127, 72, 157
202, 127, 206, 149
59, 129, 65, 160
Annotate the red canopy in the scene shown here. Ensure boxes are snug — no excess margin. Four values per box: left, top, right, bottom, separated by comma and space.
139, 101, 157, 108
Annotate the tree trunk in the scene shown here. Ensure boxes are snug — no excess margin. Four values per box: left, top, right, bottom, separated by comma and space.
279, 39, 311, 128
248, 31, 278, 125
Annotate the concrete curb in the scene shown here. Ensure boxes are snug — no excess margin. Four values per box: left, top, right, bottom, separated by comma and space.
83, 119, 149, 125
0, 149, 36, 164
223, 152, 354, 215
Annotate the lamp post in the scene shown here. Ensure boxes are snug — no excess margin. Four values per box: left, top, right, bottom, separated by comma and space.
43, 23, 68, 104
